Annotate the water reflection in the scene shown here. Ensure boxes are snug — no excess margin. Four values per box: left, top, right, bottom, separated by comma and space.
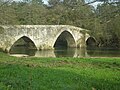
74, 47, 88, 57
9, 46, 120, 57
10, 46, 78, 57
9, 36, 37, 56
87, 47, 120, 57
35, 50, 55, 57
54, 47, 75, 57
10, 46, 36, 56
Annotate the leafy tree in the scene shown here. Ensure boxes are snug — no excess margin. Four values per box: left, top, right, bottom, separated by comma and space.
93, 0, 120, 47
0, 0, 120, 47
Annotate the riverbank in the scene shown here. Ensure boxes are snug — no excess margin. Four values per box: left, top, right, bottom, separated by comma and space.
0, 52, 120, 90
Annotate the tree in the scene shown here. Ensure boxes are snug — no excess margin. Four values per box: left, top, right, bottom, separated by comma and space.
0, 1, 19, 24
48, 0, 61, 6
93, 1, 120, 47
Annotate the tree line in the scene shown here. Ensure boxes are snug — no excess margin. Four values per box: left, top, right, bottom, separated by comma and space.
0, 0, 120, 48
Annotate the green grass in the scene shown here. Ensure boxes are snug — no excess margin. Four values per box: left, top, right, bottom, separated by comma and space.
0, 52, 120, 90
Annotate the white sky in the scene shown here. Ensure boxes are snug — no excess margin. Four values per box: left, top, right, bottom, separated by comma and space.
11, 0, 101, 7
12, 0, 48, 4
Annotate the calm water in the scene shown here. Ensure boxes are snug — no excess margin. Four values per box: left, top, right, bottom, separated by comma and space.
9, 46, 120, 57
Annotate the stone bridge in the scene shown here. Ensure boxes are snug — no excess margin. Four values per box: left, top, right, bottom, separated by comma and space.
0, 25, 96, 53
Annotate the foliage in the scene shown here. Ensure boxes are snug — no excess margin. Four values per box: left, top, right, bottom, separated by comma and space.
94, 1, 120, 47
0, 0, 120, 47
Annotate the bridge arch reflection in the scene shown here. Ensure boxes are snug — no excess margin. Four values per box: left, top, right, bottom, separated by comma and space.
9, 36, 37, 56
54, 31, 76, 49
86, 37, 97, 47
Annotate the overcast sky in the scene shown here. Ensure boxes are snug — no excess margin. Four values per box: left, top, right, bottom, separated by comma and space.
12, 0, 97, 4
12, 0, 101, 7
12, 0, 48, 4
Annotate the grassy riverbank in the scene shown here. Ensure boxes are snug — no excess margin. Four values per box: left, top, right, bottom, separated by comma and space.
0, 52, 120, 90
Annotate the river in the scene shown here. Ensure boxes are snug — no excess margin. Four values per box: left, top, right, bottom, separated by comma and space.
9, 46, 120, 57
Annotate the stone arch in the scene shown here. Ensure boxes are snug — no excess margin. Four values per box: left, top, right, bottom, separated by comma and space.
9, 36, 37, 54
86, 37, 97, 47
53, 30, 76, 48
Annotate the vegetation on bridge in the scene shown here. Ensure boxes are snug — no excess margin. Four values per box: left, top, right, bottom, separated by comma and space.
0, 0, 120, 48
0, 52, 120, 90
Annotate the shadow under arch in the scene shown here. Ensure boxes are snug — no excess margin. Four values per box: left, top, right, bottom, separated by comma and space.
53, 31, 76, 57
9, 36, 37, 56
86, 37, 97, 47
54, 31, 76, 49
